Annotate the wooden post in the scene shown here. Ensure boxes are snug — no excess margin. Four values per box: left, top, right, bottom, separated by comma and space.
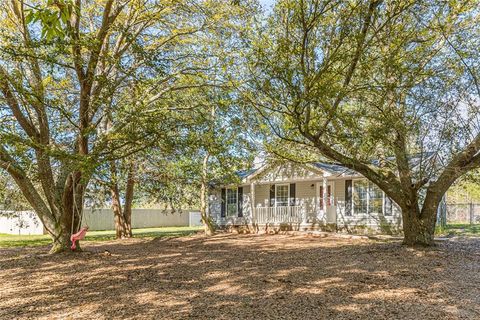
315, 182, 320, 221
470, 202, 474, 225
251, 182, 256, 232
443, 197, 447, 228
439, 198, 446, 229
322, 177, 327, 220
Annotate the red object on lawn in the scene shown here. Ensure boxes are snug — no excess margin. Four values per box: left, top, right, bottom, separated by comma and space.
70, 227, 89, 250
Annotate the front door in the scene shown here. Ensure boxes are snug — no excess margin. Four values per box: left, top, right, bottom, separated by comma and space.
319, 181, 336, 223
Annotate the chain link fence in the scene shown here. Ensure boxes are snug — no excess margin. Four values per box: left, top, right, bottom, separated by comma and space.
446, 203, 480, 224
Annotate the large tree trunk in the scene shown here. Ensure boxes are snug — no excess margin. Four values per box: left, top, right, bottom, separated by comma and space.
50, 230, 71, 254
110, 160, 133, 239
123, 161, 134, 238
51, 172, 85, 253
401, 205, 437, 246
111, 182, 130, 239
50, 210, 78, 254
200, 179, 215, 236
200, 154, 215, 236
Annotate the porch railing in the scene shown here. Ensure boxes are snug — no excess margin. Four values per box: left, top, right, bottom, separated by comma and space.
255, 206, 304, 224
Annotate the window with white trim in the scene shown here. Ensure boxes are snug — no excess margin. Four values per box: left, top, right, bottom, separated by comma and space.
353, 180, 384, 215
369, 183, 383, 214
353, 180, 368, 214
226, 188, 238, 216
275, 184, 289, 207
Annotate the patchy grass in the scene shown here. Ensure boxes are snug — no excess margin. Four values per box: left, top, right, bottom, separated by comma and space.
436, 223, 480, 237
0, 226, 202, 248
0, 234, 52, 248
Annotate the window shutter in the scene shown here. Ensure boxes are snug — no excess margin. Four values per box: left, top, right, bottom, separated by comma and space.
269, 185, 275, 207
327, 185, 332, 206
221, 188, 226, 217
289, 183, 296, 206
319, 185, 324, 208
238, 187, 243, 217
345, 180, 352, 216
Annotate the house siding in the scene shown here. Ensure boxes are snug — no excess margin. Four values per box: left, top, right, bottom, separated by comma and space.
242, 185, 252, 220
209, 188, 222, 221
210, 186, 254, 225
255, 162, 324, 183
254, 184, 270, 207
209, 162, 405, 234
332, 179, 345, 224
335, 179, 402, 233
295, 181, 317, 221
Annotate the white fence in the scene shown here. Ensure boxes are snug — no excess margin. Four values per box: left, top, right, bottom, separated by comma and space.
446, 203, 480, 224
0, 211, 43, 235
189, 211, 203, 227
83, 208, 200, 230
0, 209, 201, 235
255, 206, 304, 224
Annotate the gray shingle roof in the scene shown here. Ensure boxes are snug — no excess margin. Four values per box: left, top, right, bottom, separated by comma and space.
236, 168, 258, 179
236, 153, 434, 180
311, 162, 356, 175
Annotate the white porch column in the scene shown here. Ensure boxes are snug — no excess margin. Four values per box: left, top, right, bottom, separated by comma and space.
250, 182, 256, 223
322, 176, 328, 218
315, 182, 320, 219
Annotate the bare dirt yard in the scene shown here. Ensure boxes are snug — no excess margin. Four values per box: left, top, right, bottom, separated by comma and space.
1, 234, 479, 320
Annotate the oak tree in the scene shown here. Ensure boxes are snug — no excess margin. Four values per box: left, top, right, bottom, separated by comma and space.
246, 0, 480, 245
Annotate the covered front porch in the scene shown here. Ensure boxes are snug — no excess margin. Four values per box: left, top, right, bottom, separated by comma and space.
210, 162, 350, 227
210, 161, 403, 233
248, 176, 339, 226
254, 205, 305, 224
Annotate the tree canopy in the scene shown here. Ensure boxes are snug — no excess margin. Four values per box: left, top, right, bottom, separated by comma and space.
245, 0, 480, 245
0, 0, 257, 251
2, 0, 480, 249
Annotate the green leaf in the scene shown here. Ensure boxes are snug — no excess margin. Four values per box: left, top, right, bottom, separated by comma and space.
25, 10, 34, 24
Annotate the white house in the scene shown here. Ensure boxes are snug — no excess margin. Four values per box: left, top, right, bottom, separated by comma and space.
209, 161, 403, 234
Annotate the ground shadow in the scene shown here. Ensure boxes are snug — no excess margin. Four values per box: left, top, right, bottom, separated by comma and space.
1, 234, 479, 319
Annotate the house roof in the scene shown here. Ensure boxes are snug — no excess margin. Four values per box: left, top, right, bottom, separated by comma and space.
236, 152, 435, 183
237, 161, 357, 181
236, 168, 258, 179
370, 152, 435, 167
311, 162, 356, 175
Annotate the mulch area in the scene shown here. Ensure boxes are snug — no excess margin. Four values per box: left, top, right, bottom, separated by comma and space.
1, 233, 479, 320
